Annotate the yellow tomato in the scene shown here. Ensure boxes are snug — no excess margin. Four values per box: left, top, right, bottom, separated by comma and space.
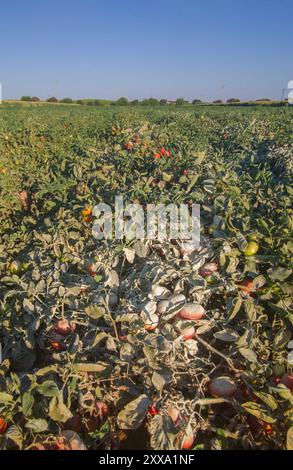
82, 207, 93, 223
10, 261, 22, 274
81, 207, 92, 217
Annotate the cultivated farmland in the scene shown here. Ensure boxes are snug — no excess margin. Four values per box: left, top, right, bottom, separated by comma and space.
0, 104, 292, 450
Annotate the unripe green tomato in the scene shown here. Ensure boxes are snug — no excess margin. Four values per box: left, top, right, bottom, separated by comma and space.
244, 241, 259, 256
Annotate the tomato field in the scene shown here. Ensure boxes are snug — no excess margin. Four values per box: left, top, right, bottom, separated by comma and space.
0, 104, 292, 451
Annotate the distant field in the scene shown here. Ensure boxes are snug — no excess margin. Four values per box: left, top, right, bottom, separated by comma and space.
2, 99, 289, 107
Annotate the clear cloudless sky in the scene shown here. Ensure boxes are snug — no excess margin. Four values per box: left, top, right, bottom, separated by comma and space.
1, 0, 292, 101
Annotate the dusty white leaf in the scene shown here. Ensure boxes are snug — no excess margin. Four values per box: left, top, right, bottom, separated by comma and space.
184, 339, 199, 355
239, 347, 257, 363
149, 285, 171, 301
124, 248, 135, 264
105, 270, 119, 288
214, 329, 239, 342
117, 395, 151, 430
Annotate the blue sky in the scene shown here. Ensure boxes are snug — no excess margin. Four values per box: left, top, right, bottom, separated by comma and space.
1, 0, 292, 101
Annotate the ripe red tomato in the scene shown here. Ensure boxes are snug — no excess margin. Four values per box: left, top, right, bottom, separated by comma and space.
93, 401, 109, 421
87, 263, 97, 276
50, 338, 65, 351
273, 376, 281, 385
265, 424, 274, 435
199, 262, 218, 277
179, 326, 196, 340
125, 141, 134, 150
144, 312, 159, 331
148, 404, 159, 416
167, 406, 180, 426
83, 401, 110, 432
55, 319, 76, 336
208, 376, 237, 398
178, 303, 205, 321
0, 418, 8, 434
118, 335, 127, 341
144, 322, 158, 332
238, 279, 255, 295
280, 373, 293, 392
160, 147, 166, 156
20, 191, 29, 211
181, 429, 194, 449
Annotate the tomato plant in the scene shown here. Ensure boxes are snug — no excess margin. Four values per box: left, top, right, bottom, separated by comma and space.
0, 104, 292, 451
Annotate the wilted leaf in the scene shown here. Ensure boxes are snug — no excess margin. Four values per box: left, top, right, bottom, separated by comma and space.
270, 385, 293, 404
0, 392, 14, 403
124, 248, 135, 264
105, 269, 119, 288
22, 392, 34, 416
85, 305, 106, 319
253, 392, 278, 411
36, 380, 60, 397
273, 329, 291, 350
152, 368, 172, 392
269, 268, 292, 282
134, 241, 148, 258
35, 365, 59, 376
149, 415, 177, 450
242, 402, 276, 424
239, 347, 257, 363
6, 425, 23, 449
226, 297, 242, 322
214, 329, 239, 342
25, 418, 48, 433
117, 395, 150, 430
23, 298, 35, 314
144, 334, 172, 352
287, 427, 293, 450
49, 395, 73, 423
74, 362, 112, 375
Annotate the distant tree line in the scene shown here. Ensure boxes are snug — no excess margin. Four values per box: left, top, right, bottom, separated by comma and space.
21, 96, 40, 102
20, 96, 286, 106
